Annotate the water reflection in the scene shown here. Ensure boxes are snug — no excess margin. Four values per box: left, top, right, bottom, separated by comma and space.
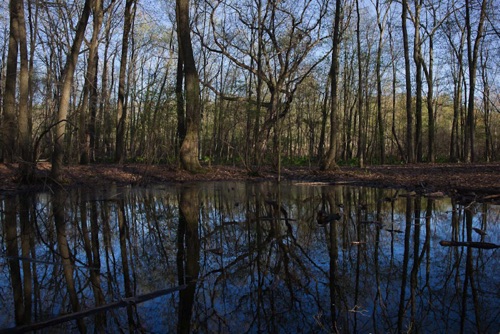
0, 182, 499, 333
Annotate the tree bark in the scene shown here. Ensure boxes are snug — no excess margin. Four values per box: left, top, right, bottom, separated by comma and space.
413, 1, 423, 162
402, 0, 414, 163
321, 0, 342, 171
464, 0, 487, 163
423, 35, 435, 163
16, 0, 33, 181
375, 0, 387, 164
51, 0, 92, 182
2, 0, 21, 163
80, 0, 104, 164
177, 0, 202, 171
176, 35, 186, 154
115, 0, 137, 163
355, 0, 364, 168
2, 0, 32, 179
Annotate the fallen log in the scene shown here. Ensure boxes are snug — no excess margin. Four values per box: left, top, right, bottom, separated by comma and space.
359, 220, 382, 226
439, 240, 500, 249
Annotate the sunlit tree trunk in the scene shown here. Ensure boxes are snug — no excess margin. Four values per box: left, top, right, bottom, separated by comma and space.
480, 49, 492, 162
402, 0, 414, 163
317, 79, 329, 164
97, 2, 117, 159
2, 0, 22, 163
446, 24, 465, 162
252, 0, 263, 167
16, 0, 33, 181
413, 0, 423, 162
355, 0, 364, 168
80, 0, 103, 164
375, 0, 388, 164
464, 0, 487, 163
176, 39, 186, 156
388, 23, 405, 161
321, 0, 342, 170
177, 0, 202, 171
115, 0, 137, 163
51, 0, 92, 182
424, 36, 435, 163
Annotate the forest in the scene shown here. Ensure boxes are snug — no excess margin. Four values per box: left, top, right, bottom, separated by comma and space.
1, 0, 499, 182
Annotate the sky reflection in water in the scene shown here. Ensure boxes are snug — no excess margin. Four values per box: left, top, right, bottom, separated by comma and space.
0, 181, 499, 333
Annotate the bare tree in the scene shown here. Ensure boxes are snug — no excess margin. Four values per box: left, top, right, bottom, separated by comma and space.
373, 0, 390, 164
177, 0, 202, 171
464, 0, 487, 163
115, 0, 137, 163
202, 0, 330, 168
2, 0, 21, 163
412, 0, 423, 162
1, 0, 32, 181
444, 10, 466, 162
51, 0, 92, 182
402, 0, 414, 163
79, 0, 104, 164
322, 0, 343, 170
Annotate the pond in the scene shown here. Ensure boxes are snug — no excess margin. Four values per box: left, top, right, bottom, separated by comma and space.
0, 182, 499, 333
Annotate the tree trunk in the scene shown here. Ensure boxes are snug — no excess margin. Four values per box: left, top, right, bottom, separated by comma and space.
115, 0, 137, 163
16, 0, 33, 181
464, 0, 487, 163
97, 2, 117, 159
402, 0, 414, 163
424, 35, 435, 163
2, 0, 21, 163
355, 0, 364, 168
447, 27, 465, 162
51, 0, 92, 182
318, 79, 329, 164
413, 0, 423, 162
480, 49, 491, 162
321, 0, 342, 171
389, 24, 405, 161
252, 0, 263, 167
375, 0, 387, 164
80, 0, 103, 164
176, 36, 186, 154
177, 0, 202, 171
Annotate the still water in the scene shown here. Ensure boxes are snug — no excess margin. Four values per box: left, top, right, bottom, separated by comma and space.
0, 182, 499, 333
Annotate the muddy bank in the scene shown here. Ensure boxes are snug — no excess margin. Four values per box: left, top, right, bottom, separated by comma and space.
1, 162, 499, 199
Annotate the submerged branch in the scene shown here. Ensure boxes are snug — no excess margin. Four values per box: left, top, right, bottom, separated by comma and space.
0, 285, 188, 333
439, 240, 499, 249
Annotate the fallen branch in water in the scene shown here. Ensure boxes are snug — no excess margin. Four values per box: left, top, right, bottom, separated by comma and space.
439, 240, 500, 249
0, 284, 188, 333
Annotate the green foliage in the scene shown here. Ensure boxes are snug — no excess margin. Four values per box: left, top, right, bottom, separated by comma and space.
384, 155, 405, 165
282, 156, 312, 166
247, 170, 261, 177
338, 158, 360, 167
434, 156, 451, 163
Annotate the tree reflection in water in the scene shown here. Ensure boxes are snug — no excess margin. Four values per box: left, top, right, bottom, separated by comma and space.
0, 182, 499, 333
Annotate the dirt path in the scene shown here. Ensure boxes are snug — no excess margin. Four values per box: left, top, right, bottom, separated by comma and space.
1, 162, 499, 198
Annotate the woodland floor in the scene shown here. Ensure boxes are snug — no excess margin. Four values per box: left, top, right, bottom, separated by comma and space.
1, 162, 500, 201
